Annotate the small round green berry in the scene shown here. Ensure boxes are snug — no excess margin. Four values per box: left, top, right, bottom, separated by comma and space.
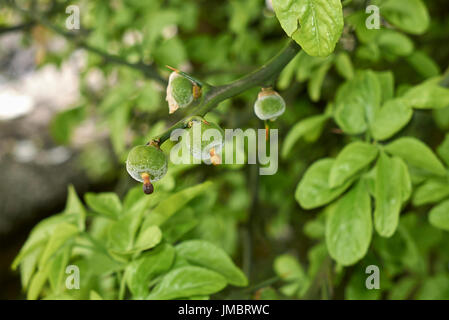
126, 145, 168, 194
254, 88, 286, 121
166, 72, 194, 114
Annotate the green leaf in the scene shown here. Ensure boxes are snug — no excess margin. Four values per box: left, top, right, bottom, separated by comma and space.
407, 51, 440, 79
85, 192, 122, 220
429, 200, 449, 231
308, 60, 332, 102
38, 222, 78, 268
141, 181, 213, 229
27, 264, 51, 300
380, 0, 430, 35
413, 179, 449, 206
335, 52, 354, 80
133, 225, 162, 252
377, 30, 414, 57
438, 134, 449, 167
125, 244, 175, 298
48, 245, 72, 293
175, 240, 247, 287
65, 185, 86, 231
281, 114, 329, 158
334, 70, 382, 134
326, 181, 372, 266
107, 195, 160, 253
296, 159, 355, 209
329, 141, 378, 188
374, 153, 403, 238
274, 254, 309, 297
272, 0, 344, 57
385, 137, 446, 176
375, 71, 395, 103
19, 245, 43, 290
398, 157, 412, 202
147, 266, 227, 300
371, 99, 413, 141
402, 78, 449, 109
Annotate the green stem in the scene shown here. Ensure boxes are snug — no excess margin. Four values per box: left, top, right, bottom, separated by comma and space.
152, 41, 301, 145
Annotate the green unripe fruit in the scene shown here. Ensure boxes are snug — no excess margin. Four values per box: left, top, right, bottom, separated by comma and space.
166, 72, 194, 114
185, 119, 224, 164
254, 88, 286, 121
126, 145, 168, 194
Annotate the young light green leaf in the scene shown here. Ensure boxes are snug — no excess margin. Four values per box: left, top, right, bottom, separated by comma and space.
438, 133, 449, 167
375, 71, 395, 103
334, 71, 382, 134
429, 200, 449, 231
147, 266, 227, 300
296, 159, 355, 209
175, 240, 247, 287
397, 157, 412, 202
413, 179, 449, 206
274, 254, 309, 297
308, 60, 332, 102
329, 141, 378, 188
377, 30, 414, 57
374, 153, 403, 238
38, 222, 78, 268
133, 225, 162, 252
335, 52, 354, 80
65, 185, 86, 231
402, 78, 449, 109
27, 264, 51, 300
407, 51, 440, 79
48, 245, 72, 293
385, 137, 446, 176
85, 192, 122, 220
326, 181, 372, 266
282, 114, 329, 158
272, 0, 344, 57
125, 244, 175, 298
141, 181, 213, 229
381, 0, 430, 35
371, 99, 413, 141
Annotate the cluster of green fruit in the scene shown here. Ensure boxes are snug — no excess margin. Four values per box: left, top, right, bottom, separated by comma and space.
126, 70, 286, 194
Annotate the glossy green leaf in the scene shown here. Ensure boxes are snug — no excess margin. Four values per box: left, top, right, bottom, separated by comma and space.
272, 0, 344, 57
385, 137, 446, 176
282, 114, 329, 158
371, 99, 413, 141
296, 159, 355, 209
326, 181, 372, 266
147, 266, 227, 300
175, 240, 247, 287
329, 141, 378, 188
374, 153, 403, 238
85, 192, 122, 220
